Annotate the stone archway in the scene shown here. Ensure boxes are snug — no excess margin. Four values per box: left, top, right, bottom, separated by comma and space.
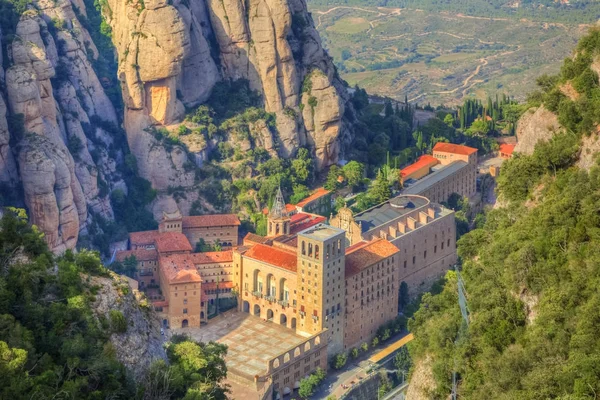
253, 304, 261, 317
243, 301, 250, 313
267, 309, 274, 321
291, 317, 297, 329
280, 313, 287, 327
182, 319, 188, 328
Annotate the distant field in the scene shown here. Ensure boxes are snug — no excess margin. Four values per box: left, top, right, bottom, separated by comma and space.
309, 5, 589, 106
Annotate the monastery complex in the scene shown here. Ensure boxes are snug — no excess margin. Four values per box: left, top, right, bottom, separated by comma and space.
115, 143, 478, 399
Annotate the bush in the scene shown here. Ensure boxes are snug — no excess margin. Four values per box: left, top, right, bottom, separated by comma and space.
109, 310, 127, 333
332, 353, 347, 370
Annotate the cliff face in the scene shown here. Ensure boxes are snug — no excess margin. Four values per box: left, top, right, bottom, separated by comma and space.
0, 0, 349, 253
515, 105, 561, 155
0, 3, 124, 253
104, 0, 345, 188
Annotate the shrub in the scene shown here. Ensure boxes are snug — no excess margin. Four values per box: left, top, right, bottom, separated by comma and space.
109, 310, 127, 333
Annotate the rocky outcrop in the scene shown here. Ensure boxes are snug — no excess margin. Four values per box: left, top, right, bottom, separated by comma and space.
90, 273, 166, 381
406, 355, 437, 400
0, 2, 123, 252
104, 0, 347, 195
515, 106, 562, 155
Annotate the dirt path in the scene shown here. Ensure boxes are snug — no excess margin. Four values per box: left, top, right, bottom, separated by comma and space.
315, 6, 385, 28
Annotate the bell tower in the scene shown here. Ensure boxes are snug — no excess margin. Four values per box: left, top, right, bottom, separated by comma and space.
267, 187, 290, 237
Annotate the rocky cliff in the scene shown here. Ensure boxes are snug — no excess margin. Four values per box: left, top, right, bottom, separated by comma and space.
104, 0, 346, 188
0, 0, 350, 253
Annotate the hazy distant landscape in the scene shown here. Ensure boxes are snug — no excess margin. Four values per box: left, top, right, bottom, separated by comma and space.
309, 4, 589, 105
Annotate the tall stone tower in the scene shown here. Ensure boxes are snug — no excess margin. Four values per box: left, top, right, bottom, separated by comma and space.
296, 224, 346, 358
267, 187, 290, 237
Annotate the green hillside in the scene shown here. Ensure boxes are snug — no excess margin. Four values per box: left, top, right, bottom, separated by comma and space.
407, 29, 600, 399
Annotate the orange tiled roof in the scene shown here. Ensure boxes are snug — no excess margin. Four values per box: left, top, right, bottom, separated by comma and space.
160, 255, 202, 284
154, 232, 193, 254
115, 248, 157, 262
290, 213, 326, 234
152, 300, 169, 308
499, 143, 515, 156
433, 142, 478, 156
244, 232, 271, 245
262, 203, 297, 215
182, 214, 241, 228
129, 230, 159, 245
400, 155, 439, 178
160, 251, 232, 269
345, 238, 399, 278
296, 187, 331, 208
244, 243, 297, 272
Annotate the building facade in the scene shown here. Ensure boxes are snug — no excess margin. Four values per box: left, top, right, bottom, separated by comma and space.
331, 195, 457, 295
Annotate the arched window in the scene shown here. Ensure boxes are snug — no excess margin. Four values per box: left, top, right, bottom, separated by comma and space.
315, 245, 320, 260
338, 239, 342, 254
302, 241, 306, 255
308, 243, 313, 257
276, 224, 280, 235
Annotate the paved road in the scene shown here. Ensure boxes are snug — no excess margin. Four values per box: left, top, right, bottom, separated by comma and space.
313, 360, 370, 399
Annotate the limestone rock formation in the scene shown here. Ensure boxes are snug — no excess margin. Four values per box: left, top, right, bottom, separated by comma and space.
406, 355, 437, 400
90, 273, 166, 381
515, 106, 562, 155
105, 0, 347, 195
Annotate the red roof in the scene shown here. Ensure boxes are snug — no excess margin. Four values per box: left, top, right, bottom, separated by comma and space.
345, 239, 399, 278
115, 248, 157, 262
202, 281, 234, 291
152, 300, 169, 308
154, 232, 193, 254
182, 214, 241, 228
296, 187, 331, 208
499, 143, 515, 156
244, 243, 297, 272
262, 204, 297, 215
159, 255, 202, 284
244, 232, 271, 245
290, 213, 326, 234
129, 230, 159, 246
433, 142, 478, 156
400, 155, 439, 178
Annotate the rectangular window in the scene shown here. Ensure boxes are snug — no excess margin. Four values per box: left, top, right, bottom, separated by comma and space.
412, 256, 416, 264
183, 308, 188, 314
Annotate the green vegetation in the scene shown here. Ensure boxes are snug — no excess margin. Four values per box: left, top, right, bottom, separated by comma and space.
406, 29, 600, 399
0, 209, 228, 399
332, 352, 347, 370
299, 367, 326, 398
310, 4, 583, 105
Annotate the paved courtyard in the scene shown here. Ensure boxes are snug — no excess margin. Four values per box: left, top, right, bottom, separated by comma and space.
175, 310, 306, 377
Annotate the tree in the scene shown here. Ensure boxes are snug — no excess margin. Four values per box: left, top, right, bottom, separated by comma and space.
299, 368, 326, 398
325, 165, 343, 191
371, 170, 392, 204
361, 342, 369, 352
443, 113, 454, 127
332, 353, 347, 370
122, 254, 137, 277
385, 99, 394, 117
342, 161, 365, 188
372, 337, 380, 347
394, 347, 412, 373
399, 281, 410, 310
350, 347, 359, 359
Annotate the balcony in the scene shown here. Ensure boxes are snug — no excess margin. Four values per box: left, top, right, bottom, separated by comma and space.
252, 291, 263, 298
265, 296, 276, 303
278, 300, 289, 307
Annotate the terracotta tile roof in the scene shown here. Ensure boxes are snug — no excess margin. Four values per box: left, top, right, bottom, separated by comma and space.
154, 232, 193, 254
129, 230, 159, 245
152, 300, 169, 308
160, 255, 202, 284
244, 243, 297, 272
296, 187, 331, 208
244, 232, 271, 245
499, 143, 515, 156
400, 155, 439, 178
262, 204, 297, 215
115, 248, 158, 262
433, 142, 478, 156
182, 214, 241, 228
290, 213, 326, 234
160, 251, 232, 271
345, 238, 399, 278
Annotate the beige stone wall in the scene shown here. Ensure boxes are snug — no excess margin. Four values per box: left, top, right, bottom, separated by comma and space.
239, 257, 299, 330
296, 230, 346, 357
269, 333, 328, 397
135, 259, 159, 289
343, 254, 400, 351
183, 225, 238, 247
196, 260, 234, 284
393, 212, 457, 296
159, 267, 202, 328
416, 164, 476, 204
